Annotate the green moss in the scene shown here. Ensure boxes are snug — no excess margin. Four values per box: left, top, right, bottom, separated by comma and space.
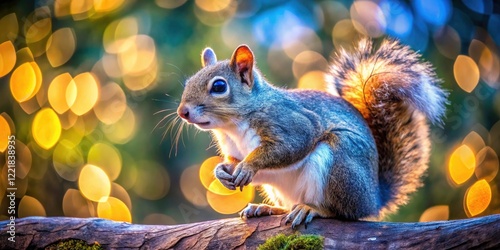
45, 239, 103, 250
258, 233, 324, 250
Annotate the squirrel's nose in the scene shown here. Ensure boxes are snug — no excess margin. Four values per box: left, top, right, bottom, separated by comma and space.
177, 105, 190, 119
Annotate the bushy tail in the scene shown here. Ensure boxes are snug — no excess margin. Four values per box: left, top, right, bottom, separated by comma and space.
326, 38, 447, 218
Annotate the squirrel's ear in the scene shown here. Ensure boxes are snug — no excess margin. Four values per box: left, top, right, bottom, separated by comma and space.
201, 48, 217, 67
230, 45, 254, 88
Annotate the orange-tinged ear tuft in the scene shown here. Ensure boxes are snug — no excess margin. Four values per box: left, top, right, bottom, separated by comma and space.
230, 45, 254, 88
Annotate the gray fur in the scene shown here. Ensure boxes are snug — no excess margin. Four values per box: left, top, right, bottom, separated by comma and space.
327, 38, 447, 218
178, 39, 447, 223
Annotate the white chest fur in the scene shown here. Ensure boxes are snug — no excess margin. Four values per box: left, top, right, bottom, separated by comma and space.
212, 122, 332, 210
253, 143, 332, 209
212, 120, 261, 161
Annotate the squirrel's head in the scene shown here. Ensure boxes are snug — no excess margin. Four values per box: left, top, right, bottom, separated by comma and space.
177, 45, 259, 130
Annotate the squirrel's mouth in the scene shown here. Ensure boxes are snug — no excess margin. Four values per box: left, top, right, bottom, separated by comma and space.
192, 121, 211, 129
194, 121, 210, 126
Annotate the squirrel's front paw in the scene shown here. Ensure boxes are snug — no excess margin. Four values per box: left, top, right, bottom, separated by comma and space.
215, 163, 236, 190
232, 163, 255, 191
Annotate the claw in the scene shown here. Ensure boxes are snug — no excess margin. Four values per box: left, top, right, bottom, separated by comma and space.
285, 204, 322, 229
240, 203, 288, 219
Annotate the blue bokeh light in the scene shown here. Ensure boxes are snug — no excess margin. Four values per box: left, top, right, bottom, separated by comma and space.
413, 0, 452, 27
462, 0, 493, 15
380, 0, 414, 38
251, 2, 319, 47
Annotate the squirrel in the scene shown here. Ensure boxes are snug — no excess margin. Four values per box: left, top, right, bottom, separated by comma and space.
177, 38, 447, 228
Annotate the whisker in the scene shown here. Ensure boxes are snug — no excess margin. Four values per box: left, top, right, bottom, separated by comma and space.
153, 111, 179, 132
153, 108, 176, 115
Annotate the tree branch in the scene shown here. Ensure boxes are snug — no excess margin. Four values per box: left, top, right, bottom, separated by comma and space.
1, 214, 499, 249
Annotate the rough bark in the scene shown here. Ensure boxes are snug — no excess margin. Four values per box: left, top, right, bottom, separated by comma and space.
1, 214, 499, 249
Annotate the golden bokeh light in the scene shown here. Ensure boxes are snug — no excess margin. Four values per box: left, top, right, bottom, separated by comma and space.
195, 0, 232, 12
48, 73, 77, 114
29, 62, 43, 100
465, 179, 492, 217
78, 164, 111, 202
18, 195, 46, 217
70, 72, 99, 115
101, 53, 121, 78
475, 147, 499, 182
297, 71, 327, 91
93, 0, 125, 13
448, 144, 476, 185
193, 0, 236, 26
32, 108, 62, 150
469, 39, 500, 88
18, 96, 41, 115
25, 17, 52, 44
206, 184, 254, 214
54, 0, 71, 17
419, 205, 449, 222
16, 47, 34, 64
46, 28, 76, 67
62, 188, 95, 217
59, 110, 79, 129
132, 161, 170, 200
97, 197, 132, 223
292, 51, 328, 79
111, 182, 132, 210
199, 156, 222, 189
94, 82, 127, 125
10, 62, 37, 102
119, 35, 156, 76
0, 13, 19, 42
350, 1, 386, 37
70, 0, 94, 20
156, 0, 187, 9
102, 106, 137, 144
53, 139, 84, 181
462, 131, 485, 155
453, 55, 480, 93
180, 165, 209, 207
0, 115, 11, 153
0, 41, 16, 77
332, 19, 360, 49
478, 45, 500, 87
208, 179, 238, 196
103, 17, 138, 54
88, 142, 122, 181
122, 63, 158, 91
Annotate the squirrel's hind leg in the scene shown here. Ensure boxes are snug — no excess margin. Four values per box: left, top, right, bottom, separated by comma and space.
240, 203, 288, 218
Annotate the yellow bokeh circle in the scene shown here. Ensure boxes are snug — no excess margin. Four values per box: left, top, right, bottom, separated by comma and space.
97, 197, 132, 223
78, 164, 111, 202
465, 179, 492, 217
199, 156, 222, 189
448, 145, 476, 185
32, 108, 62, 150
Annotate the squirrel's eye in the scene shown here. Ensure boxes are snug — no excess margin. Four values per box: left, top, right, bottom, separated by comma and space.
210, 79, 227, 94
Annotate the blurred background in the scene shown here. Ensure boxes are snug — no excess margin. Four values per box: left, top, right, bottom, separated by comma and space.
0, 0, 499, 225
